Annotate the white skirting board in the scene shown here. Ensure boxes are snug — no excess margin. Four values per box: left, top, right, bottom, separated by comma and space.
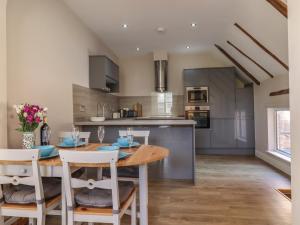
255, 150, 291, 175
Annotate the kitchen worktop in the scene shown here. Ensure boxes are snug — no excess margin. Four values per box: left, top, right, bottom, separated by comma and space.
74, 118, 196, 126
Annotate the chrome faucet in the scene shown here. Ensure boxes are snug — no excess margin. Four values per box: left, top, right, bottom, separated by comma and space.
97, 103, 106, 117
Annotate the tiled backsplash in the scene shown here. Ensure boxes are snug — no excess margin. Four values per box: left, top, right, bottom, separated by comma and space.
73, 84, 119, 121
73, 84, 184, 121
119, 95, 184, 117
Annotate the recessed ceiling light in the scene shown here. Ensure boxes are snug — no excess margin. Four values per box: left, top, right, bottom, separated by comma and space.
191, 23, 197, 27
157, 27, 166, 33
136, 47, 140, 51
186, 46, 190, 49
122, 24, 128, 28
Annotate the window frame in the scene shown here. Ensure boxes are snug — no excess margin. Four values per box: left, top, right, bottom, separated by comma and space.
274, 109, 291, 157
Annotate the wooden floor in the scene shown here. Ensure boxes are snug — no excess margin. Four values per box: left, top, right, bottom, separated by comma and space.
47, 155, 291, 225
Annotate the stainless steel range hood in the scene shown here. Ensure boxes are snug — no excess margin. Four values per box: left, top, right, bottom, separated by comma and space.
154, 51, 168, 92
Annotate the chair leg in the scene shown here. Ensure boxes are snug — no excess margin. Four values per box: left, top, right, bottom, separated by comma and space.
37, 215, 45, 225
67, 210, 74, 225
113, 214, 120, 225
29, 218, 36, 225
0, 216, 4, 225
131, 194, 137, 225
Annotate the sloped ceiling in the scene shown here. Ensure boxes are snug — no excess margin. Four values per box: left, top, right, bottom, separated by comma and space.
63, 0, 288, 84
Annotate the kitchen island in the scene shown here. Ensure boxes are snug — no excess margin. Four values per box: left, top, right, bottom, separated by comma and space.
75, 119, 196, 182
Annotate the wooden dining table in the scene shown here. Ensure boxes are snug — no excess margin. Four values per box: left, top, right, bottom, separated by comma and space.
0, 144, 169, 225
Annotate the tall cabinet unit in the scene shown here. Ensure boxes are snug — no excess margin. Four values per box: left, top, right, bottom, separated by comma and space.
183, 67, 255, 155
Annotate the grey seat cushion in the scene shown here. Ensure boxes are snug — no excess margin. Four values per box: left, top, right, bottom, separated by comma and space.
103, 166, 139, 178
3, 177, 61, 204
75, 181, 134, 208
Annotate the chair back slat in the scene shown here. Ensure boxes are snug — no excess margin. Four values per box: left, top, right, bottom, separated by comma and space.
119, 130, 150, 145
0, 149, 39, 161
58, 132, 91, 144
71, 178, 112, 189
59, 150, 118, 164
59, 150, 120, 212
0, 176, 34, 186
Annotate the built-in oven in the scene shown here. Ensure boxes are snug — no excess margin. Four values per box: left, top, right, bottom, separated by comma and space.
186, 87, 209, 104
185, 106, 210, 129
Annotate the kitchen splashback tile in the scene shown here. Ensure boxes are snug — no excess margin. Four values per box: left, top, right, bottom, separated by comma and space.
73, 84, 184, 121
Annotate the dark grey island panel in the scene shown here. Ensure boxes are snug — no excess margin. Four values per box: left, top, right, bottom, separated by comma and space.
79, 123, 195, 182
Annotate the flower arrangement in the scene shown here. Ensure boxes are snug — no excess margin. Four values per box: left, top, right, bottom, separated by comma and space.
14, 104, 48, 132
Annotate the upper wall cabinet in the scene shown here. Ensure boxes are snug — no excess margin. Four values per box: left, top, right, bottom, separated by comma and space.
89, 56, 119, 92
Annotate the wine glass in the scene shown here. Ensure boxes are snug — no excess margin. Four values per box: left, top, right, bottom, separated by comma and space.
98, 126, 105, 144
72, 126, 80, 147
127, 127, 134, 147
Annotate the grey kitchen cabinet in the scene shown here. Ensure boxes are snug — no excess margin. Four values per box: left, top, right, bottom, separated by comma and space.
195, 129, 211, 148
209, 68, 236, 118
210, 118, 236, 148
81, 125, 195, 181
89, 55, 119, 92
183, 68, 210, 87
236, 118, 255, 148
236, 87, 254, 119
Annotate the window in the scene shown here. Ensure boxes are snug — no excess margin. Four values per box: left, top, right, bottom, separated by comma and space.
151, 92, 173, 116
275, 110, 291, 156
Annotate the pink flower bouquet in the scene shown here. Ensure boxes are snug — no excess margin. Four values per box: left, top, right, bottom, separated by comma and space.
14, 104, 47, 132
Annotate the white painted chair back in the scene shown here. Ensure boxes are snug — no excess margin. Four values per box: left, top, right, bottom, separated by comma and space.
119, 130, 150, 145
58, 132, 91, 144
0, 149, 45, 213
59, 150, 121, 213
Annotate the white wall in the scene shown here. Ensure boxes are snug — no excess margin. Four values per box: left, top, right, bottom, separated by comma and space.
288, 0, 300, 224
254, 75, 290, 174
119, 52, 230, 96
0, 0, 7, 148
7, 0, 117, 147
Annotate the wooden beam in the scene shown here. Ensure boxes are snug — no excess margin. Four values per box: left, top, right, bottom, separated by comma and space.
215, 44, 260, 85
266, 0, 287, 18
227, 41, 274, 79
270, 88, 289, 96
234, 23, 289, 71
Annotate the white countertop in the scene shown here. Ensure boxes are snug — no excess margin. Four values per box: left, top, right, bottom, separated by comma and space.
74, 119, 196, 126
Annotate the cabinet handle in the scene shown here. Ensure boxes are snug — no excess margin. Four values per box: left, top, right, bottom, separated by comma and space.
158, 126, 170, 129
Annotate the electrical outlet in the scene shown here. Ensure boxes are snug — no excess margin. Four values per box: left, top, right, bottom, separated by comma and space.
79, 105, 86, 112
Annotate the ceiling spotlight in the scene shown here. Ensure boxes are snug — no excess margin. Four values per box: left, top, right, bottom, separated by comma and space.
136, 47, 140, 51
191, 23, 197, 27
122, 24, 128, 28
186, 46, 190, 49
157, 27, 166, 33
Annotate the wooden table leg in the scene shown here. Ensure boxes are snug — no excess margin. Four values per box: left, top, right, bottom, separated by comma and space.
139, 164, 148, 225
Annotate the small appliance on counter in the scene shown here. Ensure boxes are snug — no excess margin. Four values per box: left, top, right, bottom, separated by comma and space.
119, 108, 138, 118
112, 112, 121, 119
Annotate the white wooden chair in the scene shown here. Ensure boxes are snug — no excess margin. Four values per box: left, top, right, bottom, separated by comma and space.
59, 132, 91, 179
118, 130, 150, 181
59, 150, 137, 225
58, 132, 91, 145
119, 130, 150, 145
0, 149, 61, 225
